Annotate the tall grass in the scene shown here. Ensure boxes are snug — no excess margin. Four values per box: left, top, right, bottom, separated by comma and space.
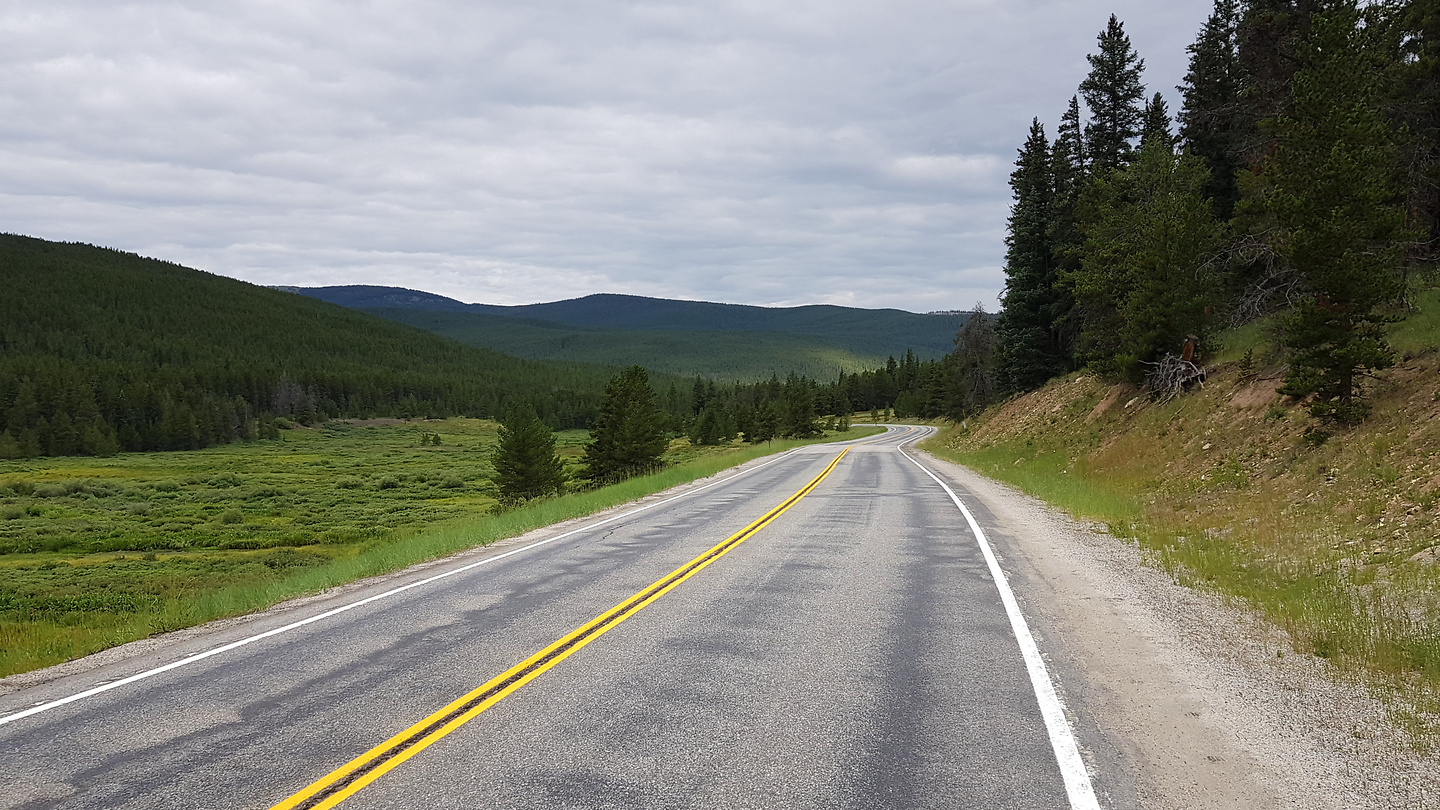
0, 431, 875, 677
926, 417, 1440, 709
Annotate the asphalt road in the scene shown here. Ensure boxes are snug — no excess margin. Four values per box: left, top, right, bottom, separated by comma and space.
0, 426, 1117, 809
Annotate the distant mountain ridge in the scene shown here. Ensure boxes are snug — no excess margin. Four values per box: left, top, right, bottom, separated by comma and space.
272, 285, 475, 313
281, 285, 962, 334
282, 285, 967, 380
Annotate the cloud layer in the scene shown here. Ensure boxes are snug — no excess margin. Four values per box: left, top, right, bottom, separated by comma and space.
1, 1, 1212, 311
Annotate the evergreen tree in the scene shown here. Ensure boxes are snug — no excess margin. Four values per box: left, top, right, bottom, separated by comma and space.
748, 401, 780, 444
1140, 92, 1176, 151
997, 119, 1067, 393
491, 405, 566, 503
1073, 138, 1225, 379
583, 366, 669, 480
1235, 0, 1318, 173
1049, 96, 1088, 358
781, 372, 820, 437
1261, 1, 1409, 422
1179, 0, 1244, 219
948, 304, 999, 418
688, 404, 735, 446
1079, 15, 1148, 173
1387, 0, 1440, 270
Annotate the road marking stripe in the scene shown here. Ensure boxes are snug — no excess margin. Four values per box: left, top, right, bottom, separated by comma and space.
897, 441, 1101, 810
270, 448, 851, 810
0, 445, 833, 728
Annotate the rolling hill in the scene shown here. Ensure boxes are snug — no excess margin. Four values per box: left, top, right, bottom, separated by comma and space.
0, 236, 634, 457
282, 286, 968, 380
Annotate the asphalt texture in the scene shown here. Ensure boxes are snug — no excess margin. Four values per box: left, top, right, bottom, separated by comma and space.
0, 427, 1089, 809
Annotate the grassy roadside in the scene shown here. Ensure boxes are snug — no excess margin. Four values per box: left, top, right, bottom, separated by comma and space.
921, 316, 1440, 739
0, 423, 876, 677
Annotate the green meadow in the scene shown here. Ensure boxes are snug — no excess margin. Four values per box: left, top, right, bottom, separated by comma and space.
0, 419, 873, 677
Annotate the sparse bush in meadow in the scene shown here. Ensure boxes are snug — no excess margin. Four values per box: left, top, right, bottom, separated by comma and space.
34, 484, 67, 498
217, 508, 244, 524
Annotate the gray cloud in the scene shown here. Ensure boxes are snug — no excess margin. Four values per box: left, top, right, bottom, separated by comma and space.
0, 0, 1212, 312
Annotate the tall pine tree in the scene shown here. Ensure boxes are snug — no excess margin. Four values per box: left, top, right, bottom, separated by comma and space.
997, 120, 1067, 392
1236, 0, 1318, 163
1048, 96, 1087, 359
1260, 0, 1409, 422
949, 304, 999, 418
582, 366, 668, 481
1179, 0, 1244, 219
1079, 15, 1148, 173
1387, 0, 1440, 270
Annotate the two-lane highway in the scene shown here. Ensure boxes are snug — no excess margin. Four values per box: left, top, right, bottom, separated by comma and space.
1, 427, 1110, 809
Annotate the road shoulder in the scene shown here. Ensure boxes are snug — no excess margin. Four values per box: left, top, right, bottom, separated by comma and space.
917, 449, 1438, 810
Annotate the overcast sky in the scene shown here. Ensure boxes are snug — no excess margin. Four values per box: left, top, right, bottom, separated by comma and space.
1, 1, 1213, 313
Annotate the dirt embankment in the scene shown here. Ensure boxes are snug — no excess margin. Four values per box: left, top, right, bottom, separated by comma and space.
932, 350, 1440, 801
921, 453, 1438, 809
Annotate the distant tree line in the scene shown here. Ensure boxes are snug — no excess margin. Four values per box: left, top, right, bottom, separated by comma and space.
987, 1, 1435, 423
652, 325, 1001, 439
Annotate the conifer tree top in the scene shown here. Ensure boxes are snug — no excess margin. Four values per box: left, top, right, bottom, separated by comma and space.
1079, 14, 1147, 173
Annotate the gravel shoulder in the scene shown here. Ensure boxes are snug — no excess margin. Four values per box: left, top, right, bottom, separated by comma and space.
919, 449, 1439, 810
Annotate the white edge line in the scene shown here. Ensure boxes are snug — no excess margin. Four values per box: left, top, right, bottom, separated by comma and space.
898, 438, 1101, 810
0, 436, 873, 727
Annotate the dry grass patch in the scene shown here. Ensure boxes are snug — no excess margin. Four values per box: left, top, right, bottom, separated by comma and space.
928, 349, 1440, 741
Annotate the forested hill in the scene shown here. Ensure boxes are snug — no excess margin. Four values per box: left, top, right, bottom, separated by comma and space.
0, 236, 628, 458
283, 286, 968, 379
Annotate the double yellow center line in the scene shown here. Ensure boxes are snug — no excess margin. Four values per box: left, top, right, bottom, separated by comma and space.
271, 447, 851, 810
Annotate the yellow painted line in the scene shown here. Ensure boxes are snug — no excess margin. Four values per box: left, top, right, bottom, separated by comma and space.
270, 448, 851, 810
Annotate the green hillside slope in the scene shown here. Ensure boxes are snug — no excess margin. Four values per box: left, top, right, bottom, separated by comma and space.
927, 303, 1440, 704
365, 308, 894, 380
0, 235, 625, 457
